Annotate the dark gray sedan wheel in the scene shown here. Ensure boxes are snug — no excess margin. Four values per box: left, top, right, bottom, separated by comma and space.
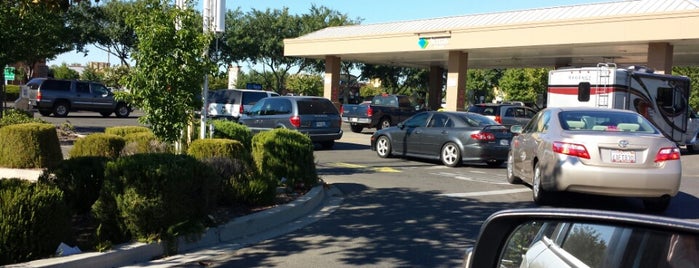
506, 152, 522, 184
441, 142, 461, 167
375, 136, 392, 158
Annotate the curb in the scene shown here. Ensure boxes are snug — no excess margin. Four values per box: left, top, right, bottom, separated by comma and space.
11, 185, 328, 268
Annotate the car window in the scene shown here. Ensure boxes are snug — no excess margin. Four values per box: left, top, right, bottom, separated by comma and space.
523, 111, 544, 134
460, 113, 498, 127
41, 80, 71, 91
247, 99, 265, 115
243, 92, 270, 105
558, 111, 658, 133
428, 114, 449, 128
76, 82, 90, 94
404, 112, 430, 127
91, 83, 109, 95
258, 98, 289, 115
297, 99, 338, 115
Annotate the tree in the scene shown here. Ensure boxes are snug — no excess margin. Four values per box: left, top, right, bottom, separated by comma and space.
673, 66, 699, 112
467, 69, 503, 104
80, 65, 104, 82
499, 68, 549, 103
102, 65, 130, 89
125, 0, 214, 143
360, 64, 429, 97
51, 64, 80, 79
285, 73, 323, 96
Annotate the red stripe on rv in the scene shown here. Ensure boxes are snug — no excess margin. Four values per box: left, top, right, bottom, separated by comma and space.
548, 86, 618, 95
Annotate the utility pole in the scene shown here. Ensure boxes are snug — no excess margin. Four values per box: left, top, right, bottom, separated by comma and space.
200, 0, 225, 139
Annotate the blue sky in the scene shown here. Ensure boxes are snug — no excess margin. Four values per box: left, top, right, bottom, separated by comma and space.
47, 0, 607, 66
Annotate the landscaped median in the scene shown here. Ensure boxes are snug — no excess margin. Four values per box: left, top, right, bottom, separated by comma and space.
11, 184, 328, 268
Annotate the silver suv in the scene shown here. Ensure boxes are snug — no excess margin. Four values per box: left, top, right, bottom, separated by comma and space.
24, 78, 131, 117
206, 89, 279, 121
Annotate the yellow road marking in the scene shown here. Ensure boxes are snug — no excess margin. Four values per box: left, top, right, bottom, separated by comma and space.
330, 162, 400, 173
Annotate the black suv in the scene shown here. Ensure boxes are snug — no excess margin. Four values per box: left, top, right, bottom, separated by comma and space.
467, 103, 537, 126
24, 78, 131, 117
239, 96, 343, 149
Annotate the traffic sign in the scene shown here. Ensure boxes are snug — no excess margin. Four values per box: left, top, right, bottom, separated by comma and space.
4, 67, 15, 81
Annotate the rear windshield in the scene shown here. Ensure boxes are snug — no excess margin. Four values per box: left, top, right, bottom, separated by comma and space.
242, 92, 271, 105
457, 113, 498, 126
297, 99, 338, 115
467, 105, 497, 116
558, 111, 658, 133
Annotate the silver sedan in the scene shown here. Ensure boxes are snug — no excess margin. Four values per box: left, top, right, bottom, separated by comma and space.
507, 107, 681, 212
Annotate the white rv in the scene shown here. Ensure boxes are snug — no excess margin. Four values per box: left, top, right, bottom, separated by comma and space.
547, 63, 699, 152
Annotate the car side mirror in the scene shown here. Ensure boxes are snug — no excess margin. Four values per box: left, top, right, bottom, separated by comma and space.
464, 208, 699, 268
397, 122, 405, 129
510, 125, 523, 134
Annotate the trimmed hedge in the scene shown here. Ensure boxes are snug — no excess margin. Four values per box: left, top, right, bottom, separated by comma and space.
187, 138, 249, 162
4, 85, 20, 101
104, 126, 151, 137
92, 154, 221, 252
0, 179, 71, 265
252, 129, 318, 192
0, 108, 44, 128
38, 156, 109, 214
69, 133, 125, 159
0, 123, 62, 168
211, 120, 253, 150
121, 131, 170, 155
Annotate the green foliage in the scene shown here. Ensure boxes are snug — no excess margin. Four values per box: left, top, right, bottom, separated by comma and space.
125, 0, 214, 143
52, 63, 80, 79
121, 131, 170, 155
105, 125, 151, 137
80, 65, 104, 82
499, 68, 549, 103
467, 69, 503, 104
233, 177, 276, 205
4, 85, 20, 101
673, 66, 699, 112
38, 156, 109, 213
0, 123, 62, 168
102, 65, 131, 90
187, 138, 248, 162
211, 119, 253, 150
0, 179, 71, 265
252, 129, 318, 192
80, 0, 137, 67
359, 84, 383, 99
69, 133, 125, 159
92, 154, 220, 251
285, 73, 323, 96
0, 108, 45, 128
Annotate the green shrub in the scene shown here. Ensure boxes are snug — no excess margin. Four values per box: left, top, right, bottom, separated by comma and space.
0, 179, 71, 265
0, 108, 44, 128
69, 133, 125, 159
187, 138, 249, 162
38, 156, 109, 214
104, 126, 151, 137
211, 120, 253, 150
4, 85, 20, 101
121, 131, 170, 155
92, 154, 221, 252
252, 129, 318, 192
233, 177, 277, 205
0, 123, 62, 168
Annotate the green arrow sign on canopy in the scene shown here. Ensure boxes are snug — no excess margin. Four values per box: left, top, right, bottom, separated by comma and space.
4, 67, 15, 81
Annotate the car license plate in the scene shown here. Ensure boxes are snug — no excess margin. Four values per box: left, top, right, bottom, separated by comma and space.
500, 139, 509, 146
350, 117, 358, 122
316, 121, 327, 127
611, 150, 636, 163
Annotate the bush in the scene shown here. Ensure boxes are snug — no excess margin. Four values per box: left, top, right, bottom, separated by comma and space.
69, 133, 125, 159
4, 85, 20, 101
0, 179, 71, 265
0, 123, 62, 168
38, 156, 109, 214
187, 138, 249, 162
0, 108, 44, 128
92, 154, 221, 252
104, 126, 151, 137
252, 129, 318, 192
211, 120, 253, 150
121, 131, 170, 155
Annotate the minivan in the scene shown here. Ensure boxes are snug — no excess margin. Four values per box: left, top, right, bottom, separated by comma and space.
206, 89, 279, 121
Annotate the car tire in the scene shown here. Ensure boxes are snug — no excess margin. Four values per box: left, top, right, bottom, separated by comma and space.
506, 152, 522, 184
38, 110, 52, 117
100, 112, 112, 117
377, 118, 391, 130
320, 140, 335, 150
532, 162, 551, 205
53, 102, 70, 117
375, 136, 392, 158
115, 103, 130, 118
350, 124, 364, 133
441, 142, 462, 167
643, 196, 671, 213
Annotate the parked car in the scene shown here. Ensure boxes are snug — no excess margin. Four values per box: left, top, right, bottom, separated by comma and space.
239, 96, 343, 149
207, 89, 279, 121
467, 103, 537, 126
24, 78, 131, 117
463, 208, 699, 268
341, 94, 424, 133
507, 107, 681, 211
370, 111, 513, 167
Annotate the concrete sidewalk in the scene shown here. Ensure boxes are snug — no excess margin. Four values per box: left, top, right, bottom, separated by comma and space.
9, 185, 339, 268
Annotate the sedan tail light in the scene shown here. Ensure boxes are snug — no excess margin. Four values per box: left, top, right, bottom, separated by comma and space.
494, 115, 502, 124
552, 141, 590, 159
37, 91, 42, 101
289, 115, 301, 128
471, 132, 496, 141
655, 147, 680, 162
239, 105, 244, 115
367, 106, 373, 117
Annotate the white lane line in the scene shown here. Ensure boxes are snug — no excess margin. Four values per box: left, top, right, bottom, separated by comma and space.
439, 188, 531, 198
432, 172, 510, 185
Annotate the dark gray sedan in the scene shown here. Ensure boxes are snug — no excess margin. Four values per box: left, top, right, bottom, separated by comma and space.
370, 111, 513, 167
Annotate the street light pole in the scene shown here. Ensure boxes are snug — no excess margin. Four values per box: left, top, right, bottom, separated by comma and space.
199, 0, 224, 139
